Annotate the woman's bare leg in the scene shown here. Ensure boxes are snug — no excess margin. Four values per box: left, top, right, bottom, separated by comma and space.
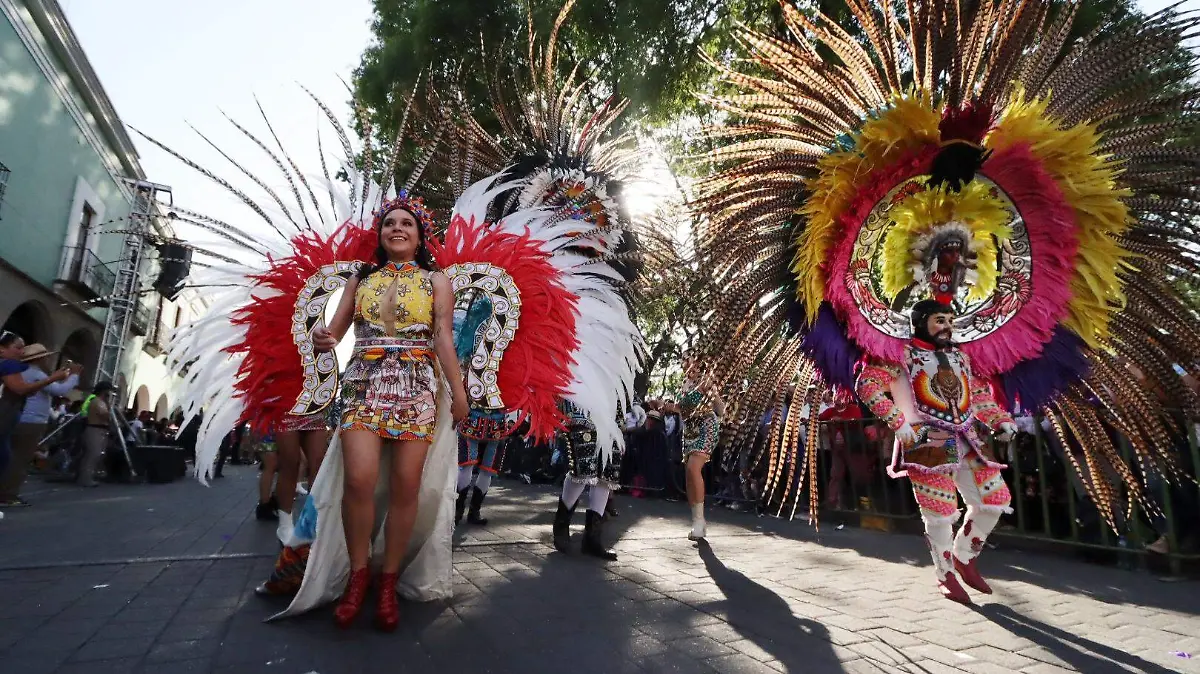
686, 454, 707, 506
301, 429, 329, 484
341, 430, 383, 571
686, 453, 708, 540
381, 440, 431, 574
275, 431, 302, 514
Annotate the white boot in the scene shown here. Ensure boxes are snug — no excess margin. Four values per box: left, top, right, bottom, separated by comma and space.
688, 503, 706, 541
275, 509, 294, 546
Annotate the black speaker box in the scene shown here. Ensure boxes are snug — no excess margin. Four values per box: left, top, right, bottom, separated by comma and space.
154, 242, 192, 300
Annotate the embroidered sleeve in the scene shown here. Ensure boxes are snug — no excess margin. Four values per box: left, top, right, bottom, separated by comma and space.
969, 373, 1013, 429
855, 361, 905, 430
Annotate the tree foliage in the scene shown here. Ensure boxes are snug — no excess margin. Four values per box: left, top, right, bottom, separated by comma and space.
354, 0, 779, 140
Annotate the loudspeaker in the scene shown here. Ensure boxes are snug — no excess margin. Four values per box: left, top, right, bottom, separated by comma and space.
134, 444, 187, 483
154, 242, 192, 300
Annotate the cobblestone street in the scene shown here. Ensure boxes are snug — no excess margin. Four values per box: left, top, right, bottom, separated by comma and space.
1, 467, 1197, 674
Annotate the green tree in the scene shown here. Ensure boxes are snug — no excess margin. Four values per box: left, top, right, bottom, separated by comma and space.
354, 0, 778, 140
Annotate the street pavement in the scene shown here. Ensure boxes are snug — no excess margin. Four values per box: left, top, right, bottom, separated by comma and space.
1, 466, 1198, 674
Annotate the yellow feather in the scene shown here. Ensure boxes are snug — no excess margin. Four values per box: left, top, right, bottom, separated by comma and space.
793, 91, 940, 323
989, 89, 1133, 347
880, 182, 1013, 301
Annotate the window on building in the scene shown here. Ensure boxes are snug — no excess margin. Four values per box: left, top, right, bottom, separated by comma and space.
69, 204, 96, 281
0, 162, 9, 220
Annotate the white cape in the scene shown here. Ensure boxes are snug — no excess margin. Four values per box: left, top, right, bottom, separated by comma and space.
269, 379, 457, 620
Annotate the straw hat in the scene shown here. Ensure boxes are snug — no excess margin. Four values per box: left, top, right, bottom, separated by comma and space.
20, 343, 57, 363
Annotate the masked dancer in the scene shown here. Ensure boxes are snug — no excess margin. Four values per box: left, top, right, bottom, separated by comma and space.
684, 0, 1200, 603
856, 300, 1016, 603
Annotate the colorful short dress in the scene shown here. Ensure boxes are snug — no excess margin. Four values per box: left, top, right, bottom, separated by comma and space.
338, 261, 439, 441
680, 389, 720, 462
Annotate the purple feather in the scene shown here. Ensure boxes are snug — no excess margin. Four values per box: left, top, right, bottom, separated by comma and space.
1000, 327, 1090, 410
800, 303, 861, 390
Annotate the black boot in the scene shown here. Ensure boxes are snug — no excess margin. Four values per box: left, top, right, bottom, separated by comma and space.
582, 510, 618, 561
255, 501, 278, 521
455, 488, 469, 526
552, 498, 576, 553
467, 487, 488, 526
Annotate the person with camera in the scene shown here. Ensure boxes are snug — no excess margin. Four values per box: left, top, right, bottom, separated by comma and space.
0, 344, 81, 506
0, 333, 73, 509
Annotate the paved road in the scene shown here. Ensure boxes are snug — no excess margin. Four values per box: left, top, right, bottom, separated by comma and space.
1, 466, 1197, 674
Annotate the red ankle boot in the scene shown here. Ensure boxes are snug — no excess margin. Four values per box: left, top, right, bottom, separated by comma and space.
954, 557, 992, 594
375, 572, 400, 632
333, 567, 370, 628
938, 571, 972, 605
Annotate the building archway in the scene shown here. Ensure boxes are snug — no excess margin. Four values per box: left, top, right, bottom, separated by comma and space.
133, 385, 150, 414
1, 300, 53, 347
154, 394, 169, 421
60, 328, 99, 387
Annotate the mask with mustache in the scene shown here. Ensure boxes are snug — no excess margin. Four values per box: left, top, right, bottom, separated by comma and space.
911, 299, 955, 347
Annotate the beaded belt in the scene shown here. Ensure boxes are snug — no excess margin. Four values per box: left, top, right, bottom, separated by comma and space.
352, 336, 432, 351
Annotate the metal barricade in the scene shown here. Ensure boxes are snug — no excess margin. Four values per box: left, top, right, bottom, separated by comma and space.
806, 416, 1200, 575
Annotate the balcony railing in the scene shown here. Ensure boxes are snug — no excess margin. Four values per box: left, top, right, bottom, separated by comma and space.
60, 246, 115, 300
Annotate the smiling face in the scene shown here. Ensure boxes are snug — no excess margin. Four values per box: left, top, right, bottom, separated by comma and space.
379, 208, 420, 262
925, 312, 954, 347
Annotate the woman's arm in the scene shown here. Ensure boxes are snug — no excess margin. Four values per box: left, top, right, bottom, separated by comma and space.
2, 369, 67, 396
312, 277, 359, 352
327, 277, 359, 342
44, 373, 80, 397
431, 272, 469, 419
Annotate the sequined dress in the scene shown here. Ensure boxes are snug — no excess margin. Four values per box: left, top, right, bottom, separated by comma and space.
339, 261, 439, 440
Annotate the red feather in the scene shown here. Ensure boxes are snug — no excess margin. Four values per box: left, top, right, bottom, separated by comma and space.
229, 222, 378, 434
428, 214, 578, 441
939, 99, 995, 146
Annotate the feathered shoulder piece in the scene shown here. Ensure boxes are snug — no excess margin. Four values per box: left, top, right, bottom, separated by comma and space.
692, 0, 1200, 525
144, 89, 445, 482
413, 0, 648, 456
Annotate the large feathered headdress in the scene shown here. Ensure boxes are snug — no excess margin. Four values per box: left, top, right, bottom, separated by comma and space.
692, 0, 1200, 526
420, 0, 647, 460
136, 88, 446, 482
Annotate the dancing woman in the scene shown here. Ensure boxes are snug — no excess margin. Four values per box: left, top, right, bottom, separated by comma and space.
311, 195, 469, 630
680, 359, 723, 541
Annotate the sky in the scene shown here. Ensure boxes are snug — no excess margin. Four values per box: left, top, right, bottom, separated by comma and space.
61, 0, 376, 253
61, 0, 1197, 257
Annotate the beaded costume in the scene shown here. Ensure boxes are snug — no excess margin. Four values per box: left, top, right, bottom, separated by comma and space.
155, 9, 648, 603
855, 309, 1016, 602
339, 261, 438, 440
560, 400, 621, 489
680, 389, 721, 463
686, 0, 1200, 602
428, 1, 645, 559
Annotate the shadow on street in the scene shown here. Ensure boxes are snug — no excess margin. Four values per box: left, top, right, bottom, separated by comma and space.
975, 603, 1180, 674
697, 541, 852, 673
